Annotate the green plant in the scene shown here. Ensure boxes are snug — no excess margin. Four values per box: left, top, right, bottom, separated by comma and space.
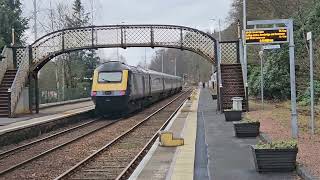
298, 80, 320, 106
256, 140, 298, 149
248, 49, 291, 100
224, 109, 241, 111
240, 118, 259, 123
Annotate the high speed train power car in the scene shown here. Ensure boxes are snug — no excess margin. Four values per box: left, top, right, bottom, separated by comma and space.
91, 61, 182, 116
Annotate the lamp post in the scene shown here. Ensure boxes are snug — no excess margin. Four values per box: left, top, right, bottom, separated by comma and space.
210, 18, 222, 41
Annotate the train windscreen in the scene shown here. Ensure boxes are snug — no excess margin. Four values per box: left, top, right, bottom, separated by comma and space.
98, 72, 122, 83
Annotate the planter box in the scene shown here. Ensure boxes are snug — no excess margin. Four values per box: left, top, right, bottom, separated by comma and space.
211, 94, 217, 100
224, 110, 242, 121
251, 145, 298, 172
233, 122, 260, 137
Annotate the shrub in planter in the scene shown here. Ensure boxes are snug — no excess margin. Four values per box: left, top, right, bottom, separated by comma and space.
224, 109, 242, 121
233, 118, 260, 137
251, 140, 298, 172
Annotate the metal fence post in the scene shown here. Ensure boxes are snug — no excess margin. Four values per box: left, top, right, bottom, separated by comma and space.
28, 45, 33, 113
7, 88, 11, 117
35, 71, 39, 114
288, 19, 298, 138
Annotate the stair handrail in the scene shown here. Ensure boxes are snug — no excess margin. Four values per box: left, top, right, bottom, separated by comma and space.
0, 46, 10, 84
10, 47, 29, 117
239, 40, 248, 111
217, 41, 223, 111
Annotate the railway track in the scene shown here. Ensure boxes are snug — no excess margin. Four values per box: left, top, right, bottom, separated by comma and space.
0, 118, 119, 175
0, 90, 190, 180
55, 90, 191, 180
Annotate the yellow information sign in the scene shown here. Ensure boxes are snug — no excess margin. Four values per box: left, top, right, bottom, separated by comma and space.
245, 28, 288, 44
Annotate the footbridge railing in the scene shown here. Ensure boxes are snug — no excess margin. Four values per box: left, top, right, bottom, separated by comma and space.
30, 25, 217, 71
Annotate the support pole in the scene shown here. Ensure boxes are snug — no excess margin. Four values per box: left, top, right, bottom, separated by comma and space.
33, 0, 37, 41
34, 71, 39, 114
243, 0, 249, 111
259, 50, 264, 110
288, 19, 298, 138
307, 32, 315, 134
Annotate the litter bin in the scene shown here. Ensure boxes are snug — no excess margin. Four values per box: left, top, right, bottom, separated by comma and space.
232, 97, 243, 111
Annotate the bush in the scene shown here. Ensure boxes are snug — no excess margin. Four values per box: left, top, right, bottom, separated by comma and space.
248, 49, 291, 100
298, 80, 320, 106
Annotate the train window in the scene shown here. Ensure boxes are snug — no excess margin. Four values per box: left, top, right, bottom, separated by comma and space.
98, 72, 122, 83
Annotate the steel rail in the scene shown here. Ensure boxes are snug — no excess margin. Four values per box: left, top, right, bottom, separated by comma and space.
116, 93, 189, 179
0, 118, 98, 159
0, 118, 121, 176
54, 90, 191, 180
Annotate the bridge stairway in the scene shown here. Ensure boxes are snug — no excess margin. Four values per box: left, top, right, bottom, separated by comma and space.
0, 69, 17, 117
221, 64, 247, 111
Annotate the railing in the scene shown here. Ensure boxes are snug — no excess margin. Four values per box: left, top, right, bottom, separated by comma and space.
12, 46, 27, 69
0, 46, 10, 84
10, 47, 29, 117
30, 25, 217, 71
217, 42, 223, 112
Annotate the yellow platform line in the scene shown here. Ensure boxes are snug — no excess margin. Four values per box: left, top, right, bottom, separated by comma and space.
171, 89, 199, 180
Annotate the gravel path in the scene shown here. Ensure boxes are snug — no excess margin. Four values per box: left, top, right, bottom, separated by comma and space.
0, 92, 185, 180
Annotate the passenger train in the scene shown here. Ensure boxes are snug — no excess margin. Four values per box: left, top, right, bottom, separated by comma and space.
91, 61, 183, 115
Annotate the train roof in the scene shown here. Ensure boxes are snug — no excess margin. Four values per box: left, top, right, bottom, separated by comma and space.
97, 61, 181, 79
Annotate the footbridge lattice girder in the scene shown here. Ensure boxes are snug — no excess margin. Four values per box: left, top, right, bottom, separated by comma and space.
30, 25, 217, 71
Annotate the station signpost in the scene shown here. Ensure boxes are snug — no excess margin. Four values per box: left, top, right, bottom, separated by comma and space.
244, 19, 298, 139
307, 32, 315, 134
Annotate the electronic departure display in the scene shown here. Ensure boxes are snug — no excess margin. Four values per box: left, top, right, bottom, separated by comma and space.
245, 28, 289, 44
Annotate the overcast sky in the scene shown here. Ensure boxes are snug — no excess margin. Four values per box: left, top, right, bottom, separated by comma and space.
22, 0, 233, 66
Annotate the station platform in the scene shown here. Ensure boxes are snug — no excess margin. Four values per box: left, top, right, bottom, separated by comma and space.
0, 99, 94, 134
131, 88, 300, 180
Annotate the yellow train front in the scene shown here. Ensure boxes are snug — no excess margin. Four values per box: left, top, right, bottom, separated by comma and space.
91, 61, 182, 116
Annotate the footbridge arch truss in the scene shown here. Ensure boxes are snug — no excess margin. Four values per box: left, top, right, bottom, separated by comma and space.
31, 24, 218, 71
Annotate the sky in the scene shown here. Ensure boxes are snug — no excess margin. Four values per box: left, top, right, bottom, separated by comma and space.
21, 0, 233, 66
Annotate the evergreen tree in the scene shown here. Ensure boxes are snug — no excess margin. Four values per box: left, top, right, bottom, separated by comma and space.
66, 0, 89, 28
61, 0, 99, 96
0, 0, 28, 49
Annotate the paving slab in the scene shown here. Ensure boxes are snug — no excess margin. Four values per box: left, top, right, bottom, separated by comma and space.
196, 88, 300, 180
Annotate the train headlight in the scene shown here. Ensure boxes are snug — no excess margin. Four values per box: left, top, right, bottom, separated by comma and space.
91, 91, 97, 96
113, 90, 126, 96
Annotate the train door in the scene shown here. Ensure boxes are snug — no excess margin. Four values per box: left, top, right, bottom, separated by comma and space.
148, 75, 151, 96
142, 76, 145, 97
162, 76, 165, 92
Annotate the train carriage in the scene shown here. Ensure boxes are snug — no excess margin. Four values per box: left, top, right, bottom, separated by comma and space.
91, 61, 182, 116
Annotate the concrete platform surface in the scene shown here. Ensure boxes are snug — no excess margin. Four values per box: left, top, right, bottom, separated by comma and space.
0, 100, 94, 134
132, 88, 301, 180
133, 90, 199, 180
196, 88, 300, 180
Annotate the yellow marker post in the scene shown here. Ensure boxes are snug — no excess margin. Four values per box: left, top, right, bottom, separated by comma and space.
159, 131, 184, 147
